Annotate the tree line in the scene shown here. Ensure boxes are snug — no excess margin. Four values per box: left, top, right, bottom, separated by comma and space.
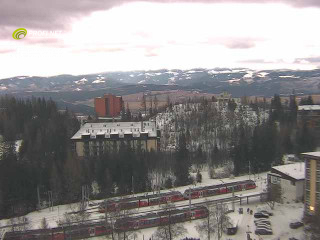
0, 95, 192, 219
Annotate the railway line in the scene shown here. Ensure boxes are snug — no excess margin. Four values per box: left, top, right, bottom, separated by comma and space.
1, 179, 268, 240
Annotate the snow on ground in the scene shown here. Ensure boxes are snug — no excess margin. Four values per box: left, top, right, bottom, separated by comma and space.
15, 140, 22, 153
74, 78, 87, 84
0, 170, 305, 240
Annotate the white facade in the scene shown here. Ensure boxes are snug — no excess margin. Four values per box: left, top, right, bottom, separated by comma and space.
268, 163, 305, 202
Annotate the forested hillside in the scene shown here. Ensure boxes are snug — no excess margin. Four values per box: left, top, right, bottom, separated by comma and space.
0, 94, 317, 219
156, 95, 317, 176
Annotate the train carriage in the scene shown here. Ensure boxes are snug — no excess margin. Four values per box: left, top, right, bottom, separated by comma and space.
183, 180, 256, 199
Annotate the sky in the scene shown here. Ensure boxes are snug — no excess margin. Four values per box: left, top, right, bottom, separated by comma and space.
0, 0, 320, 79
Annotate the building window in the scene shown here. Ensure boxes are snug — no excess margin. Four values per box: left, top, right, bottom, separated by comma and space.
305, 190, 310, 201
317, 182, 320, 193
306, 170, 310, 180
306, 180, 310, 190
271, 175, 280, 184
306, 160, 310, 169
291, 181, 295, 186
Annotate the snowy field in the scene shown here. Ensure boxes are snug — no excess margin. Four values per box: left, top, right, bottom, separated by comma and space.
0, 170, 305, 240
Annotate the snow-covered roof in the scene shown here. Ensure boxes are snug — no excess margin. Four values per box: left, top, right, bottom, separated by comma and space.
71, 121, 158, 140
298, 105, 320, 111
271, 163, 305, 180
301, 151, 320, 159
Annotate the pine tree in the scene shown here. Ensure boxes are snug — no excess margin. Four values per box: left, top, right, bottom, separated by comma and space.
174, 133, 191, 186
126, 103, 132, 121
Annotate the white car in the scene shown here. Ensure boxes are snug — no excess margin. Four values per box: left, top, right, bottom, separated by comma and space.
256, 223, 272, 229
254, 219, 271, 225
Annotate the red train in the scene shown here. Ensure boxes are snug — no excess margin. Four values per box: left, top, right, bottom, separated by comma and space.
3, 206, 208, 240
99, 191, 184, 213
3, 223, 112, 240
114, 206, 209, 232
183, 179, 256, 199
99, 179, 256, 212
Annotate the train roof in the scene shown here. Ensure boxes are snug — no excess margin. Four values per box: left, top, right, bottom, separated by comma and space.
101, 191, 182, 205
184, 179, 255, 193
115, 206, 207, 224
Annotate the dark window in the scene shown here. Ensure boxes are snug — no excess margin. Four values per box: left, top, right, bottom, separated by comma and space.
306, 180, 310, 190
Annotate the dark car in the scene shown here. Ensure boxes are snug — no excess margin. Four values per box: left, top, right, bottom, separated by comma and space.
289, 238, 299, 240
254, 212, 269, 218
260, 210, 273, 216
289, 221, 303, 229
255, 228, 273, 235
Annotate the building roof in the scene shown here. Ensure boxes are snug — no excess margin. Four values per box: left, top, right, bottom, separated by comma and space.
301, 151, 320, 160
71, 121, 158, 140
298, 105, 320, 111
271, 163, 305, 180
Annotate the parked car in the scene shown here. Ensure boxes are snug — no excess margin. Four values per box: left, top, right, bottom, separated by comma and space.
289, 238, 299, 240
289, 221, 303, 229
254, 219, 271, 225
259, 210, 273, 216
256, 224, 272, 230
254, 212, 269, 218
255, 228, 273, 235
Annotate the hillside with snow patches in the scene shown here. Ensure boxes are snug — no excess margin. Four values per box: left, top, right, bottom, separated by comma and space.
155, 101, 268, 153
1, 68, 320, 97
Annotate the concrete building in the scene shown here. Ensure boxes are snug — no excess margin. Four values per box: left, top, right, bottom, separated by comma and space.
297, 105, 320, 133
301, 152, 320, 215
71, 121, 160, 157
94, 94, 123, 118
267, 163, 305, 202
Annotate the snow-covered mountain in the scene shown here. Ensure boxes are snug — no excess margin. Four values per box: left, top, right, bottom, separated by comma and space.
1, 68, 320, 96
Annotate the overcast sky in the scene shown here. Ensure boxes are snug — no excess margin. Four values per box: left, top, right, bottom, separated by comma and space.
0, 0, 320, 78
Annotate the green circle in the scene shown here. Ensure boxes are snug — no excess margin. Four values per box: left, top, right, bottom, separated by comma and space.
12, 28, 27, 40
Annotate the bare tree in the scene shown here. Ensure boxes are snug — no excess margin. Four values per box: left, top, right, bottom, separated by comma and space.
154, 95, 159, 112
266, 183, 282, 209
196, 203, 231, 240
153, 203, 187, 240
65, 202, 91, 225
40, 217, 49, 229
141, 93, 147, 116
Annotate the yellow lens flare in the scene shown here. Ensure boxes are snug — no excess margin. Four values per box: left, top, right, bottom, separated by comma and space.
12, 28, 27, 40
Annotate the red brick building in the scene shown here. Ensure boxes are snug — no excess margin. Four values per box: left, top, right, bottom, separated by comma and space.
94, 94, 123, 117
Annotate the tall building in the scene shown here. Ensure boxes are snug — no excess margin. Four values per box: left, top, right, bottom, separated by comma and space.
301, 152, 320, 215
297, 105, 320, 133
71, 121, 160, 157
94, 94, 123, 118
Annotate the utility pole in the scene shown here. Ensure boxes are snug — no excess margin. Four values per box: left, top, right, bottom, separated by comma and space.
189, 187, 191, 218
37, 185, 41, 209
248, 161, 251, 180
47, 191, 53, 211
232, 186, 235, 211
132, 175, 134, 196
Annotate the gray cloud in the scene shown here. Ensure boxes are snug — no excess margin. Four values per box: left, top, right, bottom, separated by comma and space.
295, 57, 320, 63
0, 49, 15, 54
204, 37, 260, 49
73, 47, 125, 53
1, 0, 319, 42
238, 59, 277, 64
223, 40, 256, 49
